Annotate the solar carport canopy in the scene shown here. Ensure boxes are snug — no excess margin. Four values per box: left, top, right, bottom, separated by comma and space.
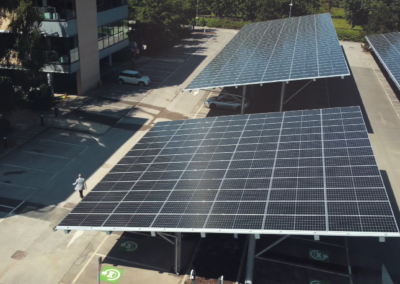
366, 32, 400, 90
57, 107, 400, 237
184, 13, 350, 91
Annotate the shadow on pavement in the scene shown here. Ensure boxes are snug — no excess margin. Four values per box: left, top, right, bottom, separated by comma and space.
370, 51, 400, 102
328, 46, 374, 133
103, 232, 199, 275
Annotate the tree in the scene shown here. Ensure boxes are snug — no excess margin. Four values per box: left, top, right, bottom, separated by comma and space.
0, 0, 50, 116
364, 0, 399, 34
128, 0, 192, 53
342, 0, 371, 28
257, 0, 321, 21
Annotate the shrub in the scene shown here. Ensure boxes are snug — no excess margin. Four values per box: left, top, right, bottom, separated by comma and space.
336, 29, 365, 42
198, 17, 249, 30
30, 84, 54, 111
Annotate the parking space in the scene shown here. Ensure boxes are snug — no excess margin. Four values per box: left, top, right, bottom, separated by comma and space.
137, 61, 182, 87
0, 129, 93, 214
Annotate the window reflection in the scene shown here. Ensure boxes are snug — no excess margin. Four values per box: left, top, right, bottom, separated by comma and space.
32, 0, 76, 21
98, 20, 128, 51
96, 0, 127, 12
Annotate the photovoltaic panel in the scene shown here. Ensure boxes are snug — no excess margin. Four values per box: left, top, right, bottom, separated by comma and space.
184, 13, 350, 91
366, 32, 400, 90
57, 106, 399, 236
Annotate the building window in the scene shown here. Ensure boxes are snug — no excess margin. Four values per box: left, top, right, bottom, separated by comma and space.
45, 35, 79, 64
33, 0, 76, 21
96, 0, 127, 12
97, 19, 128, 51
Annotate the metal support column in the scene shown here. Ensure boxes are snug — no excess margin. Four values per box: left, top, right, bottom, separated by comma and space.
175, 232, 182, 275
241, 85, 247, 115
108, 54, 112, 67
279, 81, 286, 112
245, 234, 256, 284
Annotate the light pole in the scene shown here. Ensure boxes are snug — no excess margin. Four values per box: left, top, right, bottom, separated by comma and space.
289, 0, 293, 18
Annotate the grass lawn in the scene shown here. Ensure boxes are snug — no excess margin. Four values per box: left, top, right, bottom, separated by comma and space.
330, 7, 345, 18
332, 18, 363, 30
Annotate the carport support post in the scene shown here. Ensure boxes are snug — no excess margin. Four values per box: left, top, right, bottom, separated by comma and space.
241, 85, 247, 115
245, 234, 256, 284
279, 81, 286, 112
108, 54, 112, 67
175, 232, 182, 275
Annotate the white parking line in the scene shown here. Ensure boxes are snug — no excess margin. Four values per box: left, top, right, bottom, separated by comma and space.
0, 182, 37, 189
39, 139, 88, 148
72, 234, 110, 283
0, 204, 15, 209
2, 163, 56, 173
22, 150, 70, 159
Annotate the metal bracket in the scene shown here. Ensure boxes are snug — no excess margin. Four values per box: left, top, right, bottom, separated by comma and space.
157, 233, 175, 245
201, 232, 206, 238
64, 230, 70, 234
379, 237, 385, 242
314, 235, 320, 241
106, 231, 112, 235
151, 231, 156, 237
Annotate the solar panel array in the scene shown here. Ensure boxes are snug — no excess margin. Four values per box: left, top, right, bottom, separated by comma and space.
366, 32, 400, 90
184, 13, 350, 91
57, 107, 399, 236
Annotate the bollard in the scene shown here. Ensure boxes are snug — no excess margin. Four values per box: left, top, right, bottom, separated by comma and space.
40, 114, 44, 126
3, 137, 7, 149
54, 106, 58, 117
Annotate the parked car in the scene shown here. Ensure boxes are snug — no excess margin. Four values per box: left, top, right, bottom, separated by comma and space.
204, 94, 250, 112
118, 70, 151, 86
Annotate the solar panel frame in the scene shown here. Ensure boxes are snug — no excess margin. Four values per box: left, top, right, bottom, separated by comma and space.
57, 107, 400, 237
366, 32, 400, 91
184, 13, 350, 91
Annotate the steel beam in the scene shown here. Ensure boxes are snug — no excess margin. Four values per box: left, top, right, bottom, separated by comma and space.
245, 235, 256, 284
175, 232, 182, 275
241, 85, 247, 114
279, 81, 286, 112
255, 235, 289, 257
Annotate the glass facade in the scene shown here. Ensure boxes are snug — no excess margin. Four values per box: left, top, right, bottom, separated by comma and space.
32, 0, 76, 21
97, 0, 127, 12
98, 20, 128, 51
45, 35, 79, 64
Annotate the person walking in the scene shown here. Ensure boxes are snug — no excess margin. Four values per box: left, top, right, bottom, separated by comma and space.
73, 174, 87, 199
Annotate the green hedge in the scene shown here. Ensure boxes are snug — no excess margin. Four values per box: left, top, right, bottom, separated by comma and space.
198, 17, 249, 29
199, 17, 365, 42
336, 29, 365, 42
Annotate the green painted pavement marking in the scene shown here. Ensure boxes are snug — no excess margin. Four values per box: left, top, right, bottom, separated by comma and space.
117, 238, 138, 252
309, 279, 331, 284
308, 249, 330, 263
100, 266, 124, 283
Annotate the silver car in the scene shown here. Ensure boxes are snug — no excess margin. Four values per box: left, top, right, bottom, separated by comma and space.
204, 94, 250, 112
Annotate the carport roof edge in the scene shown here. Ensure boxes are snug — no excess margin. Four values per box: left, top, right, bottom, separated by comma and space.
55, 226, 400, 237
183, 13, 350, 92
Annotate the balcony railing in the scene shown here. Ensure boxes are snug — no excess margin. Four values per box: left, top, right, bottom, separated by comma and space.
34, 6, 76, 21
